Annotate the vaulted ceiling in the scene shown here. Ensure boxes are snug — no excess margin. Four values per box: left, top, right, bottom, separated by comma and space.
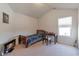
8, 3, 79, 19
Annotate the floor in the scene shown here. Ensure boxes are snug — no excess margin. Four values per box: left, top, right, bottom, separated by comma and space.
4, 41, 79, 56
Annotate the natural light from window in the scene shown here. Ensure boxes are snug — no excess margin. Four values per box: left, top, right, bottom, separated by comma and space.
58, 17, 72, 36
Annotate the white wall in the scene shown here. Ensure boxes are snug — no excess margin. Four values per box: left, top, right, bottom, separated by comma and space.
38, 9, 78, 46
78, 9, 79, 48
0, 3, 15, 44
14, 13, 38, 36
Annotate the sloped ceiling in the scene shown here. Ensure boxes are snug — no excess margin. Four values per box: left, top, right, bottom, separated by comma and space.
8, 3, 79, 19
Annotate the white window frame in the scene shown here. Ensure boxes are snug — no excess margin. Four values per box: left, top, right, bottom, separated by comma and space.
58, 17, 72, 37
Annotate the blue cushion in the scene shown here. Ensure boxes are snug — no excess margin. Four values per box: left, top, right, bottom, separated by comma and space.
27, 34, 42, 45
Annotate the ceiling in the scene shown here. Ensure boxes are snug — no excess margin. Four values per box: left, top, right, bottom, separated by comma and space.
8, 3, 79, 19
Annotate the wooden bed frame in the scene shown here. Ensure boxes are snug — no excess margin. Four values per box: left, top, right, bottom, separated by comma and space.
18, 30, 58, 48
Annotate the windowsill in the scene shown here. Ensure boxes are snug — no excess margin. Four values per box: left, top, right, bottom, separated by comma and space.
58, 35, 71, 37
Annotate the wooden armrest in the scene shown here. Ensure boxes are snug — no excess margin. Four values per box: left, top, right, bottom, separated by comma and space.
24, 37, 28, 48
20, 35, 28, 48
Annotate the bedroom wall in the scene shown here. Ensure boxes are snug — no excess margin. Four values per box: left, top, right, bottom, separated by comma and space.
0, 3, 15, 44
78, 8, 79, 48
14, 13, 38, 36
38, 9, 78, 46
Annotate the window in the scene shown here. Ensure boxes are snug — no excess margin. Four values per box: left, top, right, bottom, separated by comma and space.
58, 17, 72, 36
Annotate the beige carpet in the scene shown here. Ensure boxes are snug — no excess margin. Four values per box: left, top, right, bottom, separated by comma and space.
4, 41, 79, 56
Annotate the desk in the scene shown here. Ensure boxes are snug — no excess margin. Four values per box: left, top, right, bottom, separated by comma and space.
42, 32, 58, 45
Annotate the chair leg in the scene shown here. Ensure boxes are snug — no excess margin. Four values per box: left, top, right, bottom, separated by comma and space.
45, 39, 48, 45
